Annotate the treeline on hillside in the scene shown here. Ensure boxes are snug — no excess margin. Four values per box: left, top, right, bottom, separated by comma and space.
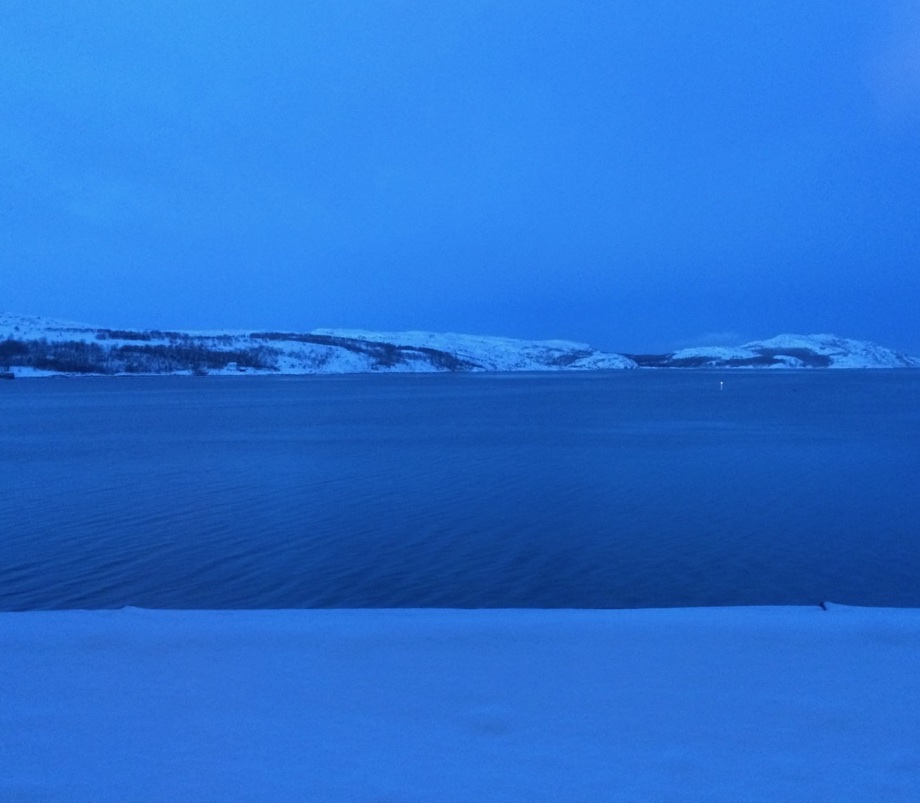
626, 348, 833, 368
251, 332, 478, 371
0, 330, 482, 374
0, 338, 279, 374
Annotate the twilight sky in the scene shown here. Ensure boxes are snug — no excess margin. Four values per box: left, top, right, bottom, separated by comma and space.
2, 1, 918, 353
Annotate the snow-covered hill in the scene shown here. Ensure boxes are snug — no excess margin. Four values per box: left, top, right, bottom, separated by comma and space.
0, 314, 635, 376
2, 316, 916, 376
311, 328, 634, 372
629, 333, 920, 369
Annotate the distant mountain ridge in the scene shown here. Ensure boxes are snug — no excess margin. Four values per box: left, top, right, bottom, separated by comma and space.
0, 314, 633, 376
0, 314, 917, 376
627, 334, 920, 369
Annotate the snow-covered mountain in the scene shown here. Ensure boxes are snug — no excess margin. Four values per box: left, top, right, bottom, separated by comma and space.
629, 334, 920, 369
1, 315, 917, 376
0, 314, 634, 376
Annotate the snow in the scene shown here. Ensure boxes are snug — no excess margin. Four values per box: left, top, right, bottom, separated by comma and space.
0, 314, 636, 375
753, 334, 920, 368
5, 366, 60, 378
668, 345, 750, 361
0, 313, 102, 341
311, 328, 636, 371
3, 314, 918, 373
669, 333, 920, 369
2, 605, 918, 801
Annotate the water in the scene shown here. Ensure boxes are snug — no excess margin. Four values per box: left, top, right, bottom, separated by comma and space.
1, 371, 918, 610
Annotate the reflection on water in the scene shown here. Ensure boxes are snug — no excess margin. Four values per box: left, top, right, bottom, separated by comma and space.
1, 371, 919, 609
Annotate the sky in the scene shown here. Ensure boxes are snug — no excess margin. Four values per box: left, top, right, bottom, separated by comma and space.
1, 1, 918, 354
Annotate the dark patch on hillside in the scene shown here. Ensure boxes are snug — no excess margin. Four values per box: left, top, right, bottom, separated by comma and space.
626, 348, 833, 368
251, 332, 480, 371
547, 349, 594, 367
755, 348, 832, 368
110, 344, 278, 373
0, 337, 278, 374
624, 354, 673, 367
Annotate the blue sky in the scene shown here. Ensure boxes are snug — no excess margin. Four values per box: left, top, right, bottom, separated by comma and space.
2, 1, 918, 353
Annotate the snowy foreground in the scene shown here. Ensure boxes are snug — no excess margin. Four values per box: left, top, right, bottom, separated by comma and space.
2, 606, 918, 801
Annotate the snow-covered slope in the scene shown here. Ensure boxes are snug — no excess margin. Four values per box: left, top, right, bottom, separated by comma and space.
0, 313, 105, 339
3, 315, 916, 375
311, 328, 634, 371
0, 314, 635, 376
633, 333, 920, 369
2, 606, 919, 801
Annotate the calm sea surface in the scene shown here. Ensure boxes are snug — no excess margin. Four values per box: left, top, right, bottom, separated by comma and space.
1, 371, 918, 610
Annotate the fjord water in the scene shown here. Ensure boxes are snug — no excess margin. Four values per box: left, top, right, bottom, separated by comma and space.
1, 371, 918, 610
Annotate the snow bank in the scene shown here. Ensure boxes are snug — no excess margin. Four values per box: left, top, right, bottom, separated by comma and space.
2, 606, 918, 801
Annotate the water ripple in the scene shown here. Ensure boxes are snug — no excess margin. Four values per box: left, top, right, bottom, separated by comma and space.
1, 372, 919, 609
